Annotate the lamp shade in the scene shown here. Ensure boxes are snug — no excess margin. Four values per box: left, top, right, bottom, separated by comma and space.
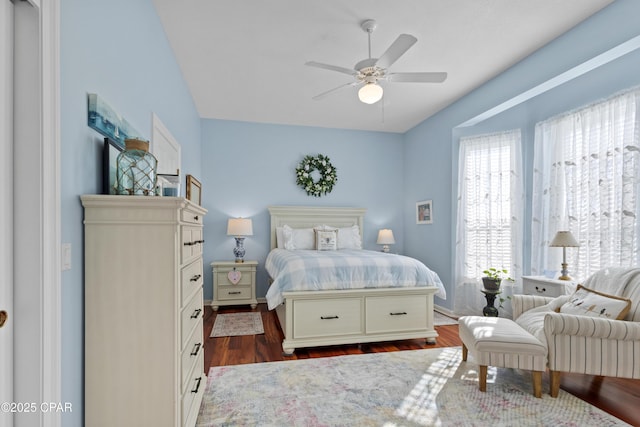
549, 231, 579, 247
227, 218, 253, 236
376, 229, 396, 245
358, 83, 383, 104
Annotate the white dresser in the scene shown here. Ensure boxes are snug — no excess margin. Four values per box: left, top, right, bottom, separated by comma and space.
82, 195, 207, 427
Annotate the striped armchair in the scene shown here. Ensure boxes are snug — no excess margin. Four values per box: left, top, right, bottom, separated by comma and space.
512, 267, 640, 397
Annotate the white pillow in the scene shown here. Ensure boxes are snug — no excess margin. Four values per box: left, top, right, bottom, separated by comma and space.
315, 229, 337, 251
282, 225, 315, 250
337, 225, 362, 250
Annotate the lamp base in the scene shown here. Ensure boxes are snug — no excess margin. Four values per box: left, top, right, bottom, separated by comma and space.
381, 245, 390, 253
233, 237, 246, 263
558, 262, 572, 281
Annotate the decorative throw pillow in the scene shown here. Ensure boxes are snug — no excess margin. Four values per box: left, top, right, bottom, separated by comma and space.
315, 229, 337, 251
282, 225, 316, 250
558, 285, 631, 320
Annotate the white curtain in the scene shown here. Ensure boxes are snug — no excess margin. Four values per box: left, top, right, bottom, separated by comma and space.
531, 89, 640, 281
454, 130, 524, 318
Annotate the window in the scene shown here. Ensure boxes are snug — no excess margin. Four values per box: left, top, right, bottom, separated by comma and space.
454, 130, 523, 315
531, 89, 640, 280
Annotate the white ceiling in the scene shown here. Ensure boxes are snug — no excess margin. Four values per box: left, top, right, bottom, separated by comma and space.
152, 0, 613, 133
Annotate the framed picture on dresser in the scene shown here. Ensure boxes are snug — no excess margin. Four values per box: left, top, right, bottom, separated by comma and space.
186, 174, 202, 205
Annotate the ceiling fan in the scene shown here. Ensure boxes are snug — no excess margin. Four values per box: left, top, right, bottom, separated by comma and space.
306, 19, 447, 104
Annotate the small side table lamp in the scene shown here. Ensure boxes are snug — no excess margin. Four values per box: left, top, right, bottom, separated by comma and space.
549, 230, 579, 280
377, 229, 395, 253
227, 217, 253, 263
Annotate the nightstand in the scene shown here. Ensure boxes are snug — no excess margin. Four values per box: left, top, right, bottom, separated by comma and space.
211, 260, 258, 311
522, 276, 577, 298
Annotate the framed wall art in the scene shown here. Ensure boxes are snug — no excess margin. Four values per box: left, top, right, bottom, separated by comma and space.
186, 174, 201, 205
416, 200, 433, 224
103, 137, 123, 194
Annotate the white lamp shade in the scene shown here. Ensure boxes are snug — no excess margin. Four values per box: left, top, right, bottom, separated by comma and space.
358, 83, 383, 104
227, 218, 253, 236
376, 229, 396, 245
549, 231, 579, 247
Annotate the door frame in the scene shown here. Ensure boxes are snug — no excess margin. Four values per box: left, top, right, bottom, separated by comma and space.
12, 1, 61, 426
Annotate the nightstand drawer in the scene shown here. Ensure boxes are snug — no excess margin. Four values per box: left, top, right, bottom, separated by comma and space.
215, 270, 253, 287
217, 285, 252, 301
522, 276, 571, 298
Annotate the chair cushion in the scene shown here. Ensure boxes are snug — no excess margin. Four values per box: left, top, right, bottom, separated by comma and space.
558, 285, 631, 320
459, 316, 547, 356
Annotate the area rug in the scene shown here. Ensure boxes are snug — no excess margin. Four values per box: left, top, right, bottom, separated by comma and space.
210, 312, 264, 337
195, 347, 629, 426
433, 311, 458, 326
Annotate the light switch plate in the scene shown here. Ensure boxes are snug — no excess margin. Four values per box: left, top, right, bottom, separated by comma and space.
62, 243, 71, 270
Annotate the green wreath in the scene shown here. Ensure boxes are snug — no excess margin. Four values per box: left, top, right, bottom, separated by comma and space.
295, 154, 337, 197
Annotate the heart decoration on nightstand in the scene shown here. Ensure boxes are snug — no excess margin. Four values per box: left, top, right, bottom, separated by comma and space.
227, 270, 242, 285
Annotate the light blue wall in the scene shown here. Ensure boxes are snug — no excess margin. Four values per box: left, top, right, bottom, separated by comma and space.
200, 119, 405, 300
60, 0, 201, 425
403, 0, 640, 311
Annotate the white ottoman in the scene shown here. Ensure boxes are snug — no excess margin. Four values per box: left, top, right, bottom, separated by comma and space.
458, 316, 548, 398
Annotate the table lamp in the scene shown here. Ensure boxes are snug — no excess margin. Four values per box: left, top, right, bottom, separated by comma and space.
376, 229, 395, 253
549, 230, 579, 280
227, 217, 253, 263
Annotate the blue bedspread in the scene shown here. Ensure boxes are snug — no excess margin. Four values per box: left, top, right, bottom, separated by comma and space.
265, 249, 446, 310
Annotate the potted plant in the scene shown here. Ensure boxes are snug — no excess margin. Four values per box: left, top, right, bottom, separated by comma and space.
482, 267, 513, 291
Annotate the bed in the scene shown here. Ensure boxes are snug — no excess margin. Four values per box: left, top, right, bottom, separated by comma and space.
266, 205, 446, 355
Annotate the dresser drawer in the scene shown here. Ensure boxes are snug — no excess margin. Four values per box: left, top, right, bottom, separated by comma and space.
181, 208, 204, 225
292, 298, 362, 339
366, 295, 428, 334
181, 258, 203, 305
181, 289, 203, 348
181, 321, 204, 393
181, 226, 203, 262
181, 350, 205, 427
216, 285, 252, 301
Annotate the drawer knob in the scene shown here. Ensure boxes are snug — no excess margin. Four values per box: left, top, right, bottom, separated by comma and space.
190, 342, 202, 356
190, 274, 202, 282
228, 291, 242, 295
320, 315, 339, 320
190, 308, 202, 319
194, 215, 199, 221
535, 286, 546, 293
390, 312, 408, 316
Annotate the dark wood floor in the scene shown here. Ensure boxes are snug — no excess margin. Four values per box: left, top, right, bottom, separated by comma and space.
203, 304, 640, 426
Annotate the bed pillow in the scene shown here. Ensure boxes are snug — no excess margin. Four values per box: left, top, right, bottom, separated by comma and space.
282, 225, 315, 250
337, 225, 362, 250
315, 229, 338, 251
557, 284, 631, 320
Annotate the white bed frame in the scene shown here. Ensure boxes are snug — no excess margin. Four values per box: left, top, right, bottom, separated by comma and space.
268, 205, 439, 355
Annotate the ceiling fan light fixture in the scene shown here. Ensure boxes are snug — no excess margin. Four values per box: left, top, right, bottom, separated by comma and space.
358, 82, 383, 104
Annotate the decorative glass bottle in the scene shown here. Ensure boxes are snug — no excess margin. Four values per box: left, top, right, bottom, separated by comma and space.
116, 139, 158, 196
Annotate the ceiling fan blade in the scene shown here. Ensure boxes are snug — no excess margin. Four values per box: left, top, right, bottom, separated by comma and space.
387, 72, 448, 83
312, 82, 359, 100
375, 34, 417, 69
305, 61, 357, 76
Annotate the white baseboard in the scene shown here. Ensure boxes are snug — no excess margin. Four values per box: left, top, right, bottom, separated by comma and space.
434, 304, 458, 319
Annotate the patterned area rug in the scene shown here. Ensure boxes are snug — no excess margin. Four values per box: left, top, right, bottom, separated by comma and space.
196, 347, 629, 426
433, 311, 458, 326
210, 312, 264, 337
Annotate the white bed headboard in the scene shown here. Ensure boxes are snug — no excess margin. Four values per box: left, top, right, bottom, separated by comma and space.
268, 206, 366, 250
